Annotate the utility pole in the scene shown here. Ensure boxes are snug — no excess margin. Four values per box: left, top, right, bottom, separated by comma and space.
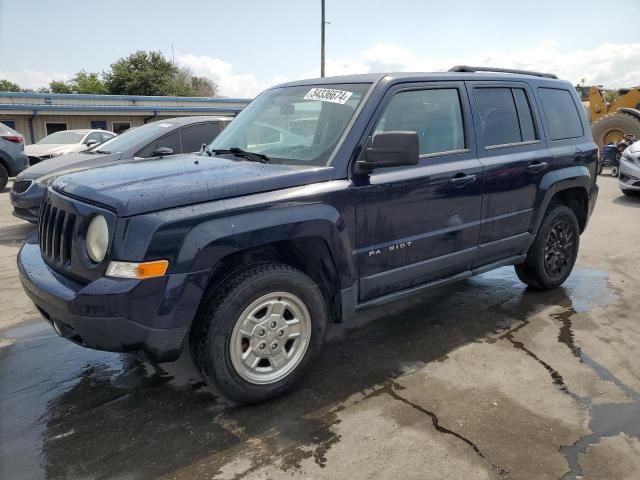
320, 0, 325, 77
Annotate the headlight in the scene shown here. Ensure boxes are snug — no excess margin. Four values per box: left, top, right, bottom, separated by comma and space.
86, 215, 109, 263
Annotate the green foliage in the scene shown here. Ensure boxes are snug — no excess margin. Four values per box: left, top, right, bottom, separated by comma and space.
72, 70, 108, 94
603, 90, 619, 104
105, 50, 179, 96
0, 79, 21, 92
49, 80, 73, 94
2, 51, 218, 98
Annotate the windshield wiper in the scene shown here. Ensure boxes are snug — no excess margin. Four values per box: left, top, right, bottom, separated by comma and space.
209, 147, 269, 163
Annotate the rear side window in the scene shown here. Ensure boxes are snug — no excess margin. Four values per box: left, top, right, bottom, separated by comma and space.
180, 122, 222, 153
538, 88, 584, 140
374, 88, 465, 156
475, 87, 538, 147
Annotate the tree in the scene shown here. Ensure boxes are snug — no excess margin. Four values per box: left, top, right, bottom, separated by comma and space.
0, 79, 21, 92
49, 80, 73, 94
104, 50, 180, 96
191, 75, 218, 97
72, 70, 108, 94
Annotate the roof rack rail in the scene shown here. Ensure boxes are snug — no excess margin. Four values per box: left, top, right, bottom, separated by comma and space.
448, 65, 558, 79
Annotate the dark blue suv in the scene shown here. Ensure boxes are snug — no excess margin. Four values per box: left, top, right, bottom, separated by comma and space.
18, 67, 599, 403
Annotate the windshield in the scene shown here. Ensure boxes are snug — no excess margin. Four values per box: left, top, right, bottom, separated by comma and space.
93, 121, 177, 154
38, 131, 85, 144
209, 83, 371, 166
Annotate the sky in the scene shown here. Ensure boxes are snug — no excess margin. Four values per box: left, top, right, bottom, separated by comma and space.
1, 0, 639, 98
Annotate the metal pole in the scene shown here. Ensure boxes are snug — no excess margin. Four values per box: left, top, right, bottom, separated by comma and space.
320, 0, 325, 77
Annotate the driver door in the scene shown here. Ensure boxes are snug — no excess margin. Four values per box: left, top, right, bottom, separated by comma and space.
354, 82, 483, 301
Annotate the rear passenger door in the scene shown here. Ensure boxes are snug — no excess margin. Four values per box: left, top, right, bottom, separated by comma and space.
355, 82, 483, 301
468, 81, 550, 265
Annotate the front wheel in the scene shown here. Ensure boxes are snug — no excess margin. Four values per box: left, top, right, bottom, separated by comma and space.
515, 205, 580, 289
192, 263, 327, 403
611, 165, 620, 177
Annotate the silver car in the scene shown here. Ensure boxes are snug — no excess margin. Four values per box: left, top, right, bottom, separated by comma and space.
619, 141, 640, 196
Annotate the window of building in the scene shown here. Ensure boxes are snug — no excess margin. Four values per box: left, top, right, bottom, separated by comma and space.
475, 88, 538, 147
91, 120, 108, 130
45, 122, 67, 136
373, 88, 466, 156
136, 131, 181, 158
180, 122, 223, 153
112, 121, 131, 135
538, 88, 584, 140
1, 120, 16, 130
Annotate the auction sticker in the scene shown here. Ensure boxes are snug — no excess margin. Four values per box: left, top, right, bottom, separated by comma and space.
303, 88, 353, 104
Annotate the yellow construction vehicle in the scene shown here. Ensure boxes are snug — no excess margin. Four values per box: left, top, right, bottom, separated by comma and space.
582, 85, 640, 147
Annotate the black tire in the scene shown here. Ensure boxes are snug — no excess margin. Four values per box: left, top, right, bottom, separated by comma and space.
597, 162, 604, 175
515, 205, 580, 290
192, 263, 327, 403
611, 166, 620, 177
591, 111, 640, 149
0, 164, 8, 191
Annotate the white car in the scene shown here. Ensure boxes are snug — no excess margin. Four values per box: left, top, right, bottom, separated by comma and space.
25, 129, 116, 165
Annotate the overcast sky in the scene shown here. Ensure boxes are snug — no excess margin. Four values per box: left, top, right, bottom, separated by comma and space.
1, 0, 639, 97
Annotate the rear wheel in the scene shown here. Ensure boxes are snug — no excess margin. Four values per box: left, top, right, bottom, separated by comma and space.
0, 164, 8, 191
192, 263, 327, 403
515, 205, 580, 289
611, 165, 620, 177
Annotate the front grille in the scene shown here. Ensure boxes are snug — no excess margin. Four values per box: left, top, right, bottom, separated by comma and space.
39, 200, 76, 267
12, 179, 33, 194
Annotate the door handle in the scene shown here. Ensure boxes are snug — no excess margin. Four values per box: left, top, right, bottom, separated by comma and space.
448, 173, 477, 187
526, 161, 549, 173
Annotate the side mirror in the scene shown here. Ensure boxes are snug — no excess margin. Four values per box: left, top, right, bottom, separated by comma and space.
153, 147, 174, 157
357, 131, 419, 172
85, 139, 99, 147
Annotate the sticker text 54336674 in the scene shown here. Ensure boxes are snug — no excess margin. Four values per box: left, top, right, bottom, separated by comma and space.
303, 88, 353, 105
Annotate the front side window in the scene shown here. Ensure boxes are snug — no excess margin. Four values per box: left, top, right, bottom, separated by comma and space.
180, 123, 222, 153
136, 131, 181, 158
475, 87, 538, 147
373, 88, 466, 156
209, 83, 371, 166
538, 88, 584, 140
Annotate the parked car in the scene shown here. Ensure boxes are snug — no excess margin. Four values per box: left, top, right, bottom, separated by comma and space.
11, 116, 232, 222
18, 68, 599, 404
619, 140, 640, 195
25, 129, 116, 165
0, 122, 29, 190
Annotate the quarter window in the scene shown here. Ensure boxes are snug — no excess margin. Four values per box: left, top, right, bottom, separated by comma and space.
374, 88, 465, 156
475, 88, 538, 147
538, 88, 584, 140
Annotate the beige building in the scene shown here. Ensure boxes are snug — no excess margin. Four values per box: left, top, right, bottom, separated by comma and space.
0, 91, 251, 144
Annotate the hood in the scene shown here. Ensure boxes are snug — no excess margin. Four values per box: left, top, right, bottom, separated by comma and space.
53, 154, 331, 217
18, 151, 123, 180
24, 143, 81, 157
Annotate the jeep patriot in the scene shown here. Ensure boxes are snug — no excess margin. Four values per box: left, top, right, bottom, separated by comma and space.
18, 67, 599, 403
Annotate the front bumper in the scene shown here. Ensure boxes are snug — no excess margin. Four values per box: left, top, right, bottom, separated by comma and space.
619, 160, 640, 192
10, 180, 44, 223
18, 236, 210, 361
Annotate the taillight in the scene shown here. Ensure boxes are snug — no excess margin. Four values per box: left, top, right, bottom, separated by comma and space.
1, 135, 23, 143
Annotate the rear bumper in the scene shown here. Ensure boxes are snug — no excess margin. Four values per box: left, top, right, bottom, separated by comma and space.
586, 182, 599, 228
18, 236, 210, 361
9, 151, 29, 176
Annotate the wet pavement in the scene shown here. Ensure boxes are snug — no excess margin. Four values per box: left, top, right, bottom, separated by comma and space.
1, 176, 639, 479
